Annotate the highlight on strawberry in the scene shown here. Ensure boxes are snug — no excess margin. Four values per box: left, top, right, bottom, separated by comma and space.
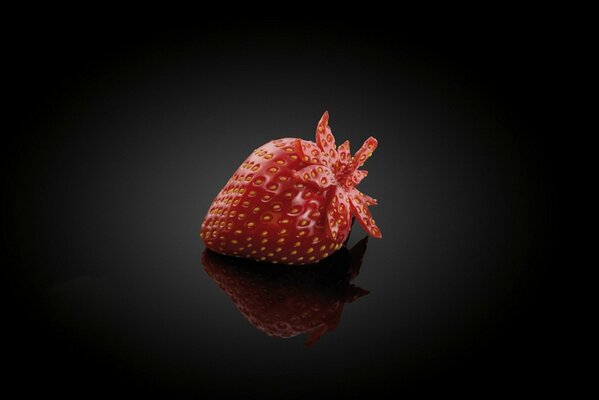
202, 237, 370, 346
200, 111, 381, 264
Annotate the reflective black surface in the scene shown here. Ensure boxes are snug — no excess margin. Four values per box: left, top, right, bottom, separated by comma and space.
6, 20, 563, 397
203, 237, 370, 346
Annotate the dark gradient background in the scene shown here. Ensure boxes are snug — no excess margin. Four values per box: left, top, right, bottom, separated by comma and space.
6, 21, 562, 397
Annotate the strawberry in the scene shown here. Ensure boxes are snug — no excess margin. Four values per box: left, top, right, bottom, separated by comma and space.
200, 111, 381, 264
202, 237, 370, 346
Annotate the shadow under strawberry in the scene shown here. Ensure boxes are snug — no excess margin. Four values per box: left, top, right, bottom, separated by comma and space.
202, 236, 369, 346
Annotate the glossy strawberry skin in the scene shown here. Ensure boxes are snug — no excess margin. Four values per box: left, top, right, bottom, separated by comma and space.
202, 237, 369, 346
200, 112, 380, 264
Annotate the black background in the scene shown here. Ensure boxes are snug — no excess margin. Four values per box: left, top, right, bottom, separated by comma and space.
6, 18, 564, 397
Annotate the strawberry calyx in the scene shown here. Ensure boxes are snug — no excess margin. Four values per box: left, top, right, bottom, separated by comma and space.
299, 111, 382, 239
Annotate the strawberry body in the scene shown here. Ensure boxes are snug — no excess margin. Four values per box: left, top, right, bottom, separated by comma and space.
200, 111, 381, 264
202, 237, 369, 346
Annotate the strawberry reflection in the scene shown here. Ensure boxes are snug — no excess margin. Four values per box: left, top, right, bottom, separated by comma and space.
202, 237, 369, 346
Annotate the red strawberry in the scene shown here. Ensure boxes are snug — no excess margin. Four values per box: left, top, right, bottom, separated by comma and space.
202, 237, 370, 346
200, 111, 381, 264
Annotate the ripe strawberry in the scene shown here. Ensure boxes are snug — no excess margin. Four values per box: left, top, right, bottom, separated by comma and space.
200, 111, 381, 264
202, 237, 370, 346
